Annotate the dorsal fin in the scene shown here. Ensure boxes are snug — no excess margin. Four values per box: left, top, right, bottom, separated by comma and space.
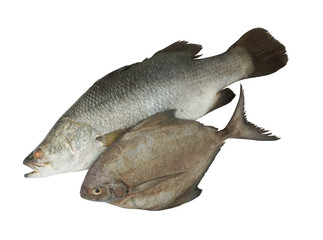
154, 41, 202, 59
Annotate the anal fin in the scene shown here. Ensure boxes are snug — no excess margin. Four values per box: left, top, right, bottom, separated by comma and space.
207, 88, 235, 114
159, 186, 202, 210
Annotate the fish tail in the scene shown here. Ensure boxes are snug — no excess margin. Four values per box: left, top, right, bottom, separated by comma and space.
228, 28, 288, 78
224, 85, 279, 141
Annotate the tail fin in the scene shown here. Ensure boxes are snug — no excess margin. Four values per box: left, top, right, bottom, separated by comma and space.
225, 85, 279, 141
228, 28, 288, 78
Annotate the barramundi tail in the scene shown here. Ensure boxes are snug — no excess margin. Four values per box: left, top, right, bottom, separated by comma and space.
228, 28, 288, 78
225, 85, 279, 141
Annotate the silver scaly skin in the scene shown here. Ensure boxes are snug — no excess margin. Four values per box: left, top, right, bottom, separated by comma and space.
24, 28, 287, 177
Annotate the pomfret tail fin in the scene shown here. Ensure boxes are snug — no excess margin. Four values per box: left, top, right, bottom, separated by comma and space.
228, 28, 288, 78
225, 85, 279, 141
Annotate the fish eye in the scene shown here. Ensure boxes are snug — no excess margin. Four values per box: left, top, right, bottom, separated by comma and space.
92, 187, 103, 196
33, 149, 43, 159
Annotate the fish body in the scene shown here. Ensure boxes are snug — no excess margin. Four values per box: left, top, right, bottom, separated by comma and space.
80, 86, 279, 210
24, 28, 287, 177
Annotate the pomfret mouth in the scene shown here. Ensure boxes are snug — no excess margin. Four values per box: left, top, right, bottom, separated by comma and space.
80, 187, 96, 201
80, 186, 96, 200
80, 187, 90, 200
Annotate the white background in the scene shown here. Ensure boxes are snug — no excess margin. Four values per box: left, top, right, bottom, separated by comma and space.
1, 1, 322, 239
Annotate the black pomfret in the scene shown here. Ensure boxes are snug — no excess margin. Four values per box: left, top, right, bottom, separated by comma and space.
80, 86, 279, 210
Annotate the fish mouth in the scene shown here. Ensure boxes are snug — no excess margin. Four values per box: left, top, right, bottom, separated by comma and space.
80, 186, 94, 200
23, 153, 37, 177
23, 161, 41, 178
23, 153, 49, 178
80, 186, 95, 200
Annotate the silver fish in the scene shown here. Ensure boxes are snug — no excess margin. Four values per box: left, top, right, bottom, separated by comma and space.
24, 28, 287, 177
80, 86, 279, 210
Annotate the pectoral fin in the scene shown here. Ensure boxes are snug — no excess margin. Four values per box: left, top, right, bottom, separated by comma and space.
96, 129, 128, 147
130, 172, 185, 194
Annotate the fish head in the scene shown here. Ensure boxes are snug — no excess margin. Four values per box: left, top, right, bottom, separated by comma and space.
24, 118, 100, 178
23, 149, 55, 178
80, 158, 128, 202
80, 179, 128, 203
23, 142, 75, 178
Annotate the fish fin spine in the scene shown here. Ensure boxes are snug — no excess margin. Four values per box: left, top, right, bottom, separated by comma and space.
225, 85, 280, 141
228, 28, 288, 78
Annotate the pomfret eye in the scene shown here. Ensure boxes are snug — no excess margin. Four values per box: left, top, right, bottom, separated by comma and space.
33, 149, 43, 159
92, 187, 103, 196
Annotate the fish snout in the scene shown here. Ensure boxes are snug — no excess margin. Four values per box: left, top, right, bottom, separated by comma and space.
23, 152, 37, 176
80, 185, 89, 199
80, 185, 98, 200
23, 152, 33, 165
23, 152, 50, 178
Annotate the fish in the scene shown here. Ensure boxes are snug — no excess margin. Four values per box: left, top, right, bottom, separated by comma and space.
24, 28, 287, 178
80, 85, 279, 210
